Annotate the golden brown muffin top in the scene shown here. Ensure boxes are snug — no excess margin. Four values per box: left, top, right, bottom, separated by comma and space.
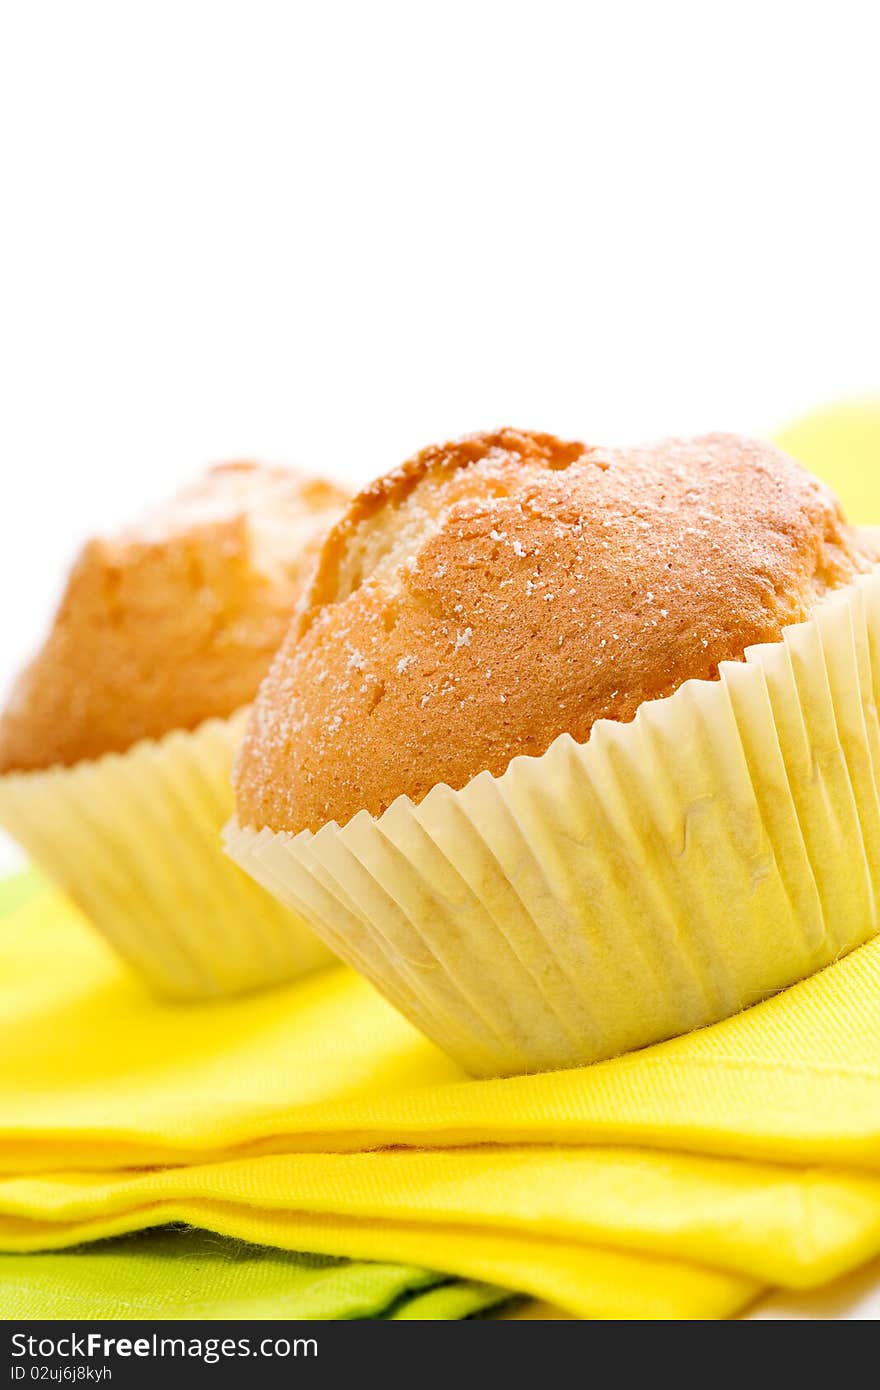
0, 462, 346, 772
235, 429, 874, 834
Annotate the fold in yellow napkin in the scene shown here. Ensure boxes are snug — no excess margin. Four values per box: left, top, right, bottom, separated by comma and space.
3, 1147, 880, 1289
2, 877, 880, 1319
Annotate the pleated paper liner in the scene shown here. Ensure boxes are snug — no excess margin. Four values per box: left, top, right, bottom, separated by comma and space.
226, 568, 880, 1077
0, 709, 335, 998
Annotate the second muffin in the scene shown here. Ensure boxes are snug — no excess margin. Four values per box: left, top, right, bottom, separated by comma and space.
0, 462, 346, 996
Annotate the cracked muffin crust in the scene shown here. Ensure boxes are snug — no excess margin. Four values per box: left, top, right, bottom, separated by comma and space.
235, 428, 875, 833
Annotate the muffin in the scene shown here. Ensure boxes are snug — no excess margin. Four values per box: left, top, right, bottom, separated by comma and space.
226, 429, 880, 1075
0, 462, 346, 997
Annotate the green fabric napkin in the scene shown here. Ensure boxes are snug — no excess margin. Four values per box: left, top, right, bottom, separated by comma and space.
0, 1226, 512, 1321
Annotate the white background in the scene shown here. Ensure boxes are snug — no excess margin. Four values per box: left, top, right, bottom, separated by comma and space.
1, 0, 879, 1319
2, 1, 879, 714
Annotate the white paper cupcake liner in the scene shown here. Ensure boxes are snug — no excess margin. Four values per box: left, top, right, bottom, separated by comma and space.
226, 570, 880, 1076
0, 710, 335, 997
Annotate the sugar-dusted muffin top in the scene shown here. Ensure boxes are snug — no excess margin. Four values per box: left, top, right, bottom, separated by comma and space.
0, 462, 347, 772
234, 429, 875, 834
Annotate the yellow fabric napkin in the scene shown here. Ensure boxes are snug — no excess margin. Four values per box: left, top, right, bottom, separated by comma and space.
776, 399, 880, 522
2, 876, 880, 1319
6, 882, 880, 1174
4, 401, 880, 1320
